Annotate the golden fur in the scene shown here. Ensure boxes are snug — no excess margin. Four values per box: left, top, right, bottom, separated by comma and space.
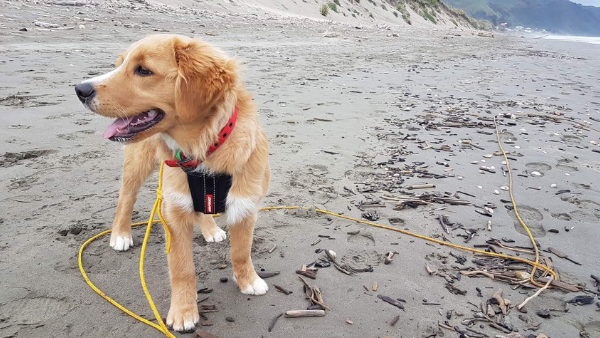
76, 34, 270, 332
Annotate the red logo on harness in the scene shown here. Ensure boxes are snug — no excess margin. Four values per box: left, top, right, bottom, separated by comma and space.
206, 194, 214, 214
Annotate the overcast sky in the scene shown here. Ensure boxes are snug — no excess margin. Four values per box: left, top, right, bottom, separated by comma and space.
572, 0, 600, 6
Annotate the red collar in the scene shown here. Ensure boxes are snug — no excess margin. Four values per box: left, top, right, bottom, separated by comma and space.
165, 106, 238, 169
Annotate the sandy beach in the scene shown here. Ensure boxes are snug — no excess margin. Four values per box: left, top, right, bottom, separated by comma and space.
1, 1, 600, 337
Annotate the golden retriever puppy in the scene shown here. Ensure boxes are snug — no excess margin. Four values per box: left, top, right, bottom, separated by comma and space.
75, 34, 270, 332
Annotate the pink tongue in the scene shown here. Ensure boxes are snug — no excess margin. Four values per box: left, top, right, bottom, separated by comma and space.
103, 117, 134, 139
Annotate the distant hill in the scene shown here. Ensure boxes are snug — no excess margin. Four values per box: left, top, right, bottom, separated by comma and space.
175, 0, 489, 30
444, 0, 600, 36
144, 0, 491, 31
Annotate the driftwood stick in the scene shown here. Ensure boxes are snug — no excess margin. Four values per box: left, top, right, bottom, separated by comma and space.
408, 184, 435, 190
284, 310, 325, 318
298, 276, 331, 310
268, 313, 283, 332
274, 284, 293, 295
313, 286, 325, 307
492, 289, 507, 314
382, 194, 422, 200
539, 276, 579, 292
325, 250, 353, 275
381, 195, 414, 201
296, 270, 317, 279
460, 270, 495, 279
438, 214, 449, 234
438, 322, 455, 331
517, 277, 553, 311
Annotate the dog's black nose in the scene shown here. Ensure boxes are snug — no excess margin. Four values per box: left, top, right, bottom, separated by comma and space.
75, 82, 95, 103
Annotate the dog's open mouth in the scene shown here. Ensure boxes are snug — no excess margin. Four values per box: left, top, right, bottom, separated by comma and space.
103, 109, 165, 142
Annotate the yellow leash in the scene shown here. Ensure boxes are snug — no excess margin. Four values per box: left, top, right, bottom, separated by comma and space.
78, 116, 557, 337
78, 162, 176, 338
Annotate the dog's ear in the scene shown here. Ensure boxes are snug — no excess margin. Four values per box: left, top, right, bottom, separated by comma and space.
174, 37, 238, 121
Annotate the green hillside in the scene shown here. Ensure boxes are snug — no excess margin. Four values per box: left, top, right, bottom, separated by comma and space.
444, 0, 600, 36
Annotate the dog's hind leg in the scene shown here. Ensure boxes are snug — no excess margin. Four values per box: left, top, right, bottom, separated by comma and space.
196, 213, 227, 243
110, 137, 159, 251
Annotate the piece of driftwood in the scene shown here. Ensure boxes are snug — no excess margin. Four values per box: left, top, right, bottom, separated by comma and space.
377, 295, 405, 310
425, 263, 435, 275
284, 310, 325, 318
385, 192, 471, 210
299, 276, 330, 310
539, 257, 553, 278
257, 271, 280, 278
486, 239, 535, 254
517, 277, 553, 311
384, 251, 398, 264
324, 249, 354, 275
296, 270, 317, 279
408, 184, 435, 190
460, 270, 494, 279
492, 289, 507, 315
268, 313, 283, 332
195, 331, 222, 338
274, 284, 293, 295
547, 247, 581, 265
446, 283, 467, 295
438, 214, 450, 234
538, 277, 579, 292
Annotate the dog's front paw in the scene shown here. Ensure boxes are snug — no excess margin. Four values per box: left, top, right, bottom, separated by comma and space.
237, 275, 268, 295
109, 233, 133, 251
202, 226, 227, 243
166, 303, 199, 332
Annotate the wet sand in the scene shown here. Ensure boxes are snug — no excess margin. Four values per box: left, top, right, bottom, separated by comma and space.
1, 1, 600, 337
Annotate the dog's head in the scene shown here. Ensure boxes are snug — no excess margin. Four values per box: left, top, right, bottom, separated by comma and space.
75, 34, 238, 143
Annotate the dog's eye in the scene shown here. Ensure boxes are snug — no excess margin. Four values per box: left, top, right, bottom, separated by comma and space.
135, 66, 153, 77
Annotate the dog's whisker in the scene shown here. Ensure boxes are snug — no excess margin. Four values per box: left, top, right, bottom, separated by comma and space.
111, 102, 127, 119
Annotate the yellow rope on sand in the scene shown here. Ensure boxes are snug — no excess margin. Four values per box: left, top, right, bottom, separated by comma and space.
493, 116, 546, 288
78, 116, 557, 337
78, 162, 176, 338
